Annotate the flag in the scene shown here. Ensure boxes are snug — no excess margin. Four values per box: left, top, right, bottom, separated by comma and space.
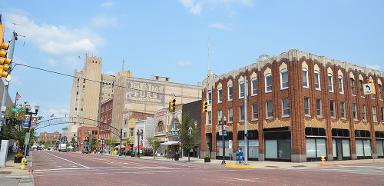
50, 114, 55, 118
15, 92, 21, 101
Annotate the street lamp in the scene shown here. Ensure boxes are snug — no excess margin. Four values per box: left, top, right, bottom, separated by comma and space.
221, 116, 227, 165
24, 104, 39, 156
136, 129, 143, 157
88, 130, 92, 153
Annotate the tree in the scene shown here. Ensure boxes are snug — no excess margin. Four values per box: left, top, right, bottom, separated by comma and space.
125, 137, 133, 146
106, 138, 116, 153
179, 113, 199, 162
90, 135, 98, 152
147, 137, 161, 159
70, 137, 77, 148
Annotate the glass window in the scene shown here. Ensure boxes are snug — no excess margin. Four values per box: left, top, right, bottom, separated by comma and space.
251, 77, 258, 95
332, 139, 337, 157
218, 88, 222, 103
266, 100, 273, 118
265, 140, 278, 159
361, 105, 365, 121
314, 71, 320, 90
207, 90, 212, 104
359, 80, 364, 96
281, 69, 289, 89
381, 107, 384, 121
356, 140, 364, 156
376, 140, 384, 156
239, 81, 245, 98
207, 111, 212, 124
240, 105, 245, 121
252, 104, 258, 120
218, 109, 222, 121
282, 98, 290, 117
328, 74, 334, 92
302, 69, 309, 88
265, 74, 272, 93
317, 139, 327, 158
330, 100, 335, 118
304, 97, 310, 116
306, 138, 316, 158
350, 78, 356, 95
338, 76, 344, 94
228, 108, 233, 122
379, 84, 383, 99
342, 139, 351, 157
372, 107, 377, 122
316, 99, 322, 117
340, 102, 346, 119
364, 140, 372, 156
228, 85, 233, 100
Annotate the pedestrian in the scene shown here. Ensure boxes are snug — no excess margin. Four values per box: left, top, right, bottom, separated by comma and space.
237, 148, 244, 164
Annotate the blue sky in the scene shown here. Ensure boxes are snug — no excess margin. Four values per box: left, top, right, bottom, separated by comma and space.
1, 0, 383, 133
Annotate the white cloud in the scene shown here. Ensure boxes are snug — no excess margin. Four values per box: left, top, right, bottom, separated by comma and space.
5, 13, 104, 57
90, 15, 119, 29
208, 23, 229, 30
44, 107, 68, 118
177, 60, 192, 67
100, 1, 114, 8
179, 0, 255, 15
179, 0, 203, 15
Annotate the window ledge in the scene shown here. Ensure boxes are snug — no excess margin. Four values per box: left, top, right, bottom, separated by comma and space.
316, 116, 323, 119
266, 117, 274, 120
251, 119, 259, 121
281, 87, 288, 90
305, 114, 311, 117
282, 115, 290, 118
315, 88, 321, 91
339, 92, 344, 95
303, 86, 310, 89
265, 91, 272, 94
251, 94, 258, 96
352, 94, 356, 97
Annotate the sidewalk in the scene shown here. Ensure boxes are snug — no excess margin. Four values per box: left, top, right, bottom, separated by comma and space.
0, 153, 34, 186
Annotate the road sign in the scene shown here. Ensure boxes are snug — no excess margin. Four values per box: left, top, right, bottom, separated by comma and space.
11, 107, 23, 113
363, 83, 376, 95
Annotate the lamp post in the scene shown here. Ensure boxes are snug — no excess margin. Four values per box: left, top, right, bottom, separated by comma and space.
24, 104, 39, 156
136, 129, 143, 157
221, 116, 227, 165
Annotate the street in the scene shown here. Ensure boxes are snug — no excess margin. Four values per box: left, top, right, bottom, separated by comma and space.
32, 151, 384, 186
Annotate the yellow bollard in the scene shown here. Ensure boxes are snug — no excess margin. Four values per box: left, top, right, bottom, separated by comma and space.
20, 158, 27, 170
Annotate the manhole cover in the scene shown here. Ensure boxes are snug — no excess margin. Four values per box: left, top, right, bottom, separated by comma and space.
0, 171, 12, 175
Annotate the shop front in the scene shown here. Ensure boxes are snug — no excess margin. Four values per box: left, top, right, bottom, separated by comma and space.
216, 132, 233, 160
376, 132, 384, 158
238, 130, 259, 161
305, 127, 326, 161
332, 128, 351, 160
355, 130, 372, 159
264, 127, 291, 161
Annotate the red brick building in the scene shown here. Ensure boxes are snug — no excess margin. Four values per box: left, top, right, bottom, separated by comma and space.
77, 126, 99, 151
38, 132, 61, 143
200, 49, 384, 162
99, 99, 113, 141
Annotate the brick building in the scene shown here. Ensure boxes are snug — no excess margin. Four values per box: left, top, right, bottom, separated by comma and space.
99, 99, 113, 141
77, 126, 99, 151
200, 49, 384, 162
38, 132, 61, 143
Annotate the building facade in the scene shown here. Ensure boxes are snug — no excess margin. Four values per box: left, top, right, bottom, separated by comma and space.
99, 99, 113, 141
77, 126, 99, 151
38, 132, 61, 143
200, 49, 384, 162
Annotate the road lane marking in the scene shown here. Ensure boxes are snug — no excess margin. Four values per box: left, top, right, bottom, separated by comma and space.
34, 167, 87, 172
45, 152, 89, 169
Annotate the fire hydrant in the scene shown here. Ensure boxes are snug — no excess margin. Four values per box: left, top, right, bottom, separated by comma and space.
20, 158, 27, 170
320, 156, 326, 164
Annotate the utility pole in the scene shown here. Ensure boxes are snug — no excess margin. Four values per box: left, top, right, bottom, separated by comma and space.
119, 128, 122, 156
244, 79, 248, 164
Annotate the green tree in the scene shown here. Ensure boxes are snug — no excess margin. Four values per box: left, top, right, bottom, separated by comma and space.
106, 138, 116, 153
147, 137, 161, 159
125, 137, 133, 146
179, 113, 199, 162
90, 135, 98, 152
70, 137, 77, 148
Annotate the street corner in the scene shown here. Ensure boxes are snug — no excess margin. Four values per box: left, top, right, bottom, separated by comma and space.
224, 163, 256, 169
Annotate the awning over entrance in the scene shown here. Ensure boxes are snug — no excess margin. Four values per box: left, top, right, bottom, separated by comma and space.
160, 141, 180, 146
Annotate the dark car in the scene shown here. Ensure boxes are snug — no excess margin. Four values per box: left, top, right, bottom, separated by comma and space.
37, 146, 43, 151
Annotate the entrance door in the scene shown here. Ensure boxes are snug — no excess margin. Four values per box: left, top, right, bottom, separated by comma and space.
336, 139, 343, 160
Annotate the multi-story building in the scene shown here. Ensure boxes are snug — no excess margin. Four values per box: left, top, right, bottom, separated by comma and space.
200, 49, 384, 162
99, 99, 113, 141
111, 74, 202, 140
77, 126, 99, 151
38, 132, 61, 143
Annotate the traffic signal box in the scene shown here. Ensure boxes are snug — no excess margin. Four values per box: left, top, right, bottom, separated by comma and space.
202, 100, 208, 113
169, 96, 176, 112
0, 17, 11, 78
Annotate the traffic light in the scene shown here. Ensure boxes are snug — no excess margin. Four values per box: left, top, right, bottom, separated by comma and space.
202, 100, 208, 113
0, 17, 11, 78
169, 96, 176, 112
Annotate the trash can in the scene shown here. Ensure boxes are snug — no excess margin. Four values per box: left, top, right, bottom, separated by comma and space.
204, 156, 210, 163
175, 153, 179, 161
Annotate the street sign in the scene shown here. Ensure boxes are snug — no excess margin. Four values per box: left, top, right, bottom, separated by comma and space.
11, 107, 23, 113
363, 83, 376, 95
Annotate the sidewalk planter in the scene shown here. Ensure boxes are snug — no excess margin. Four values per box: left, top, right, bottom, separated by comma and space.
204, 156, 211, 163
14, 156, 23, 163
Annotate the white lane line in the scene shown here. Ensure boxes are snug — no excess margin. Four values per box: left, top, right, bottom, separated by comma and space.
45, 152, 89, 169
34, 167, 87, 172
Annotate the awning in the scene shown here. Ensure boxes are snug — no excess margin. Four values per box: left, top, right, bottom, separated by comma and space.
160, 141, 180, 146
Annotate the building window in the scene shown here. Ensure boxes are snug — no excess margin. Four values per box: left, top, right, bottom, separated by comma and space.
239, 81, 245, 98
251, 77, 258, 95
218, 110, 223, 121
228, 85, 233, 101
381, 107, 384, 121
265, 74, 272, 93
228, 108, 233, 123
361, 105, 366, 121
266, 100, 273, 119
372, 107, 377, 122
328, 74, 334, 92
124, 118, 128, 125
218, 88, 223, 103
240, 105, 245, 121
340, 102, 346, 119
304, 97, 310, 116
330, 100, 336, 118
314, 71, 321, 90
207, 90, 212, 104
379, 84, 383, 99
207, 111, 212, 125
351, 104, 357, 120
123, 132, 127, 138
282, 98, 290, 117
252, 104, 258, 120
338, 76, 344, 94
316, 99, 322, 117
281, 69, 289, 89
75, 107, 77, 111
350, 78, 356, 95
359, 80, 364, 96
129, 128, 134, 136
302, 69, 309, 88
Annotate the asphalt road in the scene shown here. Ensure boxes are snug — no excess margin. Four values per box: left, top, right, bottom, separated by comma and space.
32, 151, 384, 186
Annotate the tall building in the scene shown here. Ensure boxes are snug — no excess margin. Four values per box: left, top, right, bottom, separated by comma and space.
200, 49, 384, 162
68, 55, 116, 138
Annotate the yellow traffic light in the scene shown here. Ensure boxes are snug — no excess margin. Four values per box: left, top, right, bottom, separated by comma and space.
0, 41, 11, 78
202, 100, 208, 113
169, 96, 176, 112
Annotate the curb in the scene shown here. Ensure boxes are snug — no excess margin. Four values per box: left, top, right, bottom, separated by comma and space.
224, 164, 256, 169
